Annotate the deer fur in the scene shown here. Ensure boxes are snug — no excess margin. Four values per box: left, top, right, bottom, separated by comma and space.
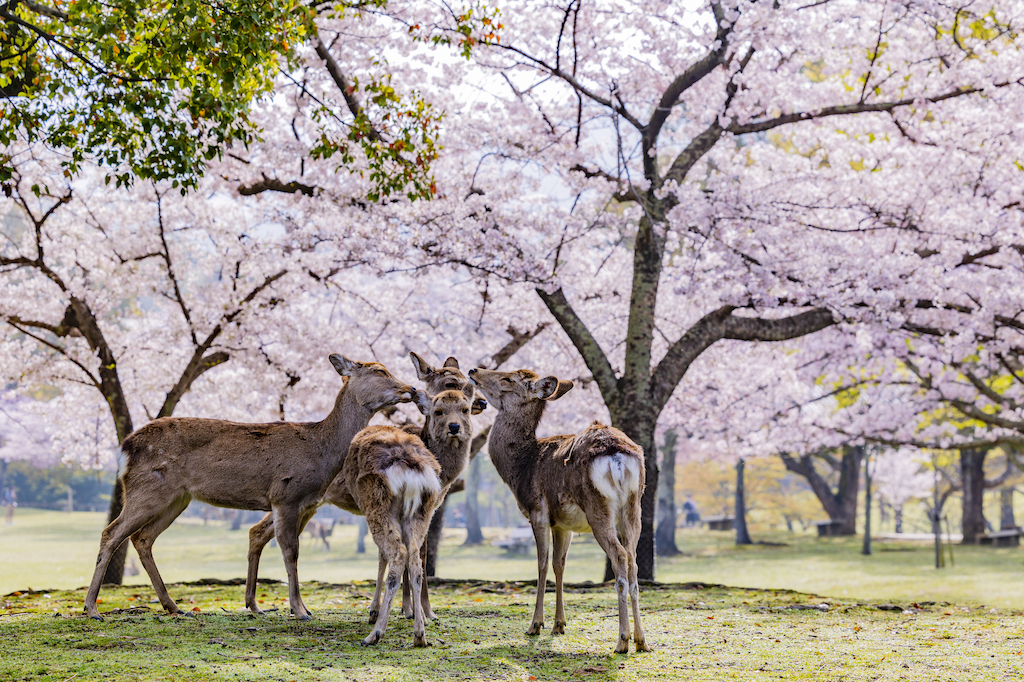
468, 367, 651, 653
339, 425, 443, 646
241, 352, 483, 617
84, 355, 414, 621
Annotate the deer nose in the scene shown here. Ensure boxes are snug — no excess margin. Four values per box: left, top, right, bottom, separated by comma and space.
448, 423, 460, 435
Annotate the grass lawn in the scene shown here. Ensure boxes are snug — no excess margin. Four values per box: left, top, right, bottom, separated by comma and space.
2, 579, 1023, 681
2, 508, 1021, 609
2, 509, 1024, 680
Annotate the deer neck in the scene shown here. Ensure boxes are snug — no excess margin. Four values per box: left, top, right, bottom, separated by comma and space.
487, 400, 546, 490
319, 378, 374, 454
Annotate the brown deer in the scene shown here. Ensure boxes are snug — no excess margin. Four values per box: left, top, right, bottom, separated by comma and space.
242, 351, 482, 616
337, 424, 443, 646
468, 367, 651, 653
303, 517, 337, 550
84, 355, 415, 621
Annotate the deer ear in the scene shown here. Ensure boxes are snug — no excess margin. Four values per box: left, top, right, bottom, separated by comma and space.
548, 380, 574, 401
461, 383, 476, 401
329, 354, 358, 376
409, 352, 435, 381
443, 357, 460, 369
413, 389, 432, 415
532, 376, 559, 400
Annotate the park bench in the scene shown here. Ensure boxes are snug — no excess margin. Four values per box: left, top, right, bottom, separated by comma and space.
816, 520, 846, 537
492, 527, 536, 555
979, 528, 1023, 547
704, 515, 734, 531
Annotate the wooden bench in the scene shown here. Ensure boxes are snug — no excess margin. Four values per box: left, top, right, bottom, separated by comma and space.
492, 527, 535, 555
704, 515, 734, 531
979, 528, 1023, 547
816, 520, 846, 537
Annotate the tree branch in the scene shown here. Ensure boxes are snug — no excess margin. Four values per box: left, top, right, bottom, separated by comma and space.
238, 174, 319, 197
536, 287, 620, 402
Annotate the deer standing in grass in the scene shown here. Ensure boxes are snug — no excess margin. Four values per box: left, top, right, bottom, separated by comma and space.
468, 367, 651, 653
84, 355, 415, 621
242, 352, 483, 618
322, 382, 475, 645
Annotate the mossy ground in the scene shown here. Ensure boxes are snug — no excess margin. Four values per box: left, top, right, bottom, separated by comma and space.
2, 579, 1023, 681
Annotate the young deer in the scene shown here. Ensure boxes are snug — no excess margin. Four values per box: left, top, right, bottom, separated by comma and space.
338, 424, 443, 646
241, 351, 482, 616
84, 355, 414, 621
468, 367, 651, 654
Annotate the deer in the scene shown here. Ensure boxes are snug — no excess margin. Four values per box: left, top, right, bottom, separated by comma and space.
242, 351, 483, 617
303, 517, 337, 550
467, 367, 651, 654
83, 355, 415, 621
336, 424, 444, 646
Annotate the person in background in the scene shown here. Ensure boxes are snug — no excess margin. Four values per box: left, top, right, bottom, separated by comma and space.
682, 495, 700, 527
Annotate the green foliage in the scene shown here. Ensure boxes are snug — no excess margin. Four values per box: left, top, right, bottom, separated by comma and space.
1, 0, 311, 189
2, 461, 115, 511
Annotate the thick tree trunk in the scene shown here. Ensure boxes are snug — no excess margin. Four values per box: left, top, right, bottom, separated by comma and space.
463, 455, 484, 545
655, 430, 680, 556
894, 505, 904, 534
1000, 488, 1017, 530
960, 448, 988, 544
780, 447, 862, 535
734, 458, 752, 545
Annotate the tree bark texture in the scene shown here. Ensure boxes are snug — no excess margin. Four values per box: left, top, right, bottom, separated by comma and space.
780, 447, 863, 534
655, 430, 680, 556
734, 457, 752, 545
463, 455, 484, 545
960, 448, 988, 543
1000, 488, 1017, 530
862, 453, 872, 556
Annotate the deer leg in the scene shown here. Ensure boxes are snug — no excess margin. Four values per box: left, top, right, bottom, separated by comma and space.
272, 506, 311, 621
401, 565, 413, 619
418, 540, 436, 621
550, 528, 572, 635
526, 511, 550, 636
368, 550, 387, 624
591, 515, 632, 654
406, 514, 431, 647
245, 513, 276, 615
621, 497, 650, 652
85, 493, 171, 620
130, 494, 190, 615
363, 509, 406, 646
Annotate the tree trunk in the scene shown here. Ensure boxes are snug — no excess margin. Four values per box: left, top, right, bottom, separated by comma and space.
780, 447, 863, 535
894, 505, 904, 534
463, 455, 484, 545
425, 495, 448, 577
1000, 488, 1017, 530
960, 448, 988, 544
734, 457, 752, 545
862, 452, 872, 556
356, 517, 368, 554
655, 430, 680, 556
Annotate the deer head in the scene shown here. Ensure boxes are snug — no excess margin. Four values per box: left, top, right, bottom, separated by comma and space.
330, 354, 416, 411
413, 384, 475, 444
409, 352, 487, 414
467, 368, 574, 411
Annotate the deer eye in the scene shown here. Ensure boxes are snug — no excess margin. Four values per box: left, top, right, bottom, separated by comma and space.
462, 408, 469, 414
500, 377, 513, 384
376, 369, 387, 376
434, 409, 443, 416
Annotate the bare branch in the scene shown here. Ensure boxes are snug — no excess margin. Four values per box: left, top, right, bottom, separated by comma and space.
536, 287, 620, 402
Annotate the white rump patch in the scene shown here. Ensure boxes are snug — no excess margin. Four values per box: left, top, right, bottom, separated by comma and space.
590, 454, 641, 510
385, 466, 442, 517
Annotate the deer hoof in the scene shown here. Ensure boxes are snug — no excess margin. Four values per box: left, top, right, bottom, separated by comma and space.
88, 613, 104, 622
361, 633, 381, 646
614, 634, 630, 654
526, 622, 543, 636
247, 608, 266, 617
296, 612, 312, 622
635, 639, 653, 653
413, 634, 428, 647
367, 610, 379, 624
425, 610, 438, 621
550, 623, 565, 635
